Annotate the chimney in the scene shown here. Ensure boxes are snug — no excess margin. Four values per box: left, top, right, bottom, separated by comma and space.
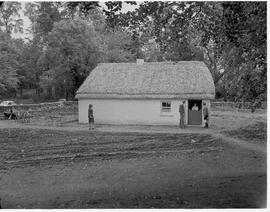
136, 59, 144, 65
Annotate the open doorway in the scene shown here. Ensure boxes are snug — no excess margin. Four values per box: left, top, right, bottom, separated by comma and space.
188, 100, 202, 125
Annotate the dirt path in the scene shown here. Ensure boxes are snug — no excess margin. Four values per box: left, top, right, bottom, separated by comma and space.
0, 120, 215, 133
0, 120, 265, 154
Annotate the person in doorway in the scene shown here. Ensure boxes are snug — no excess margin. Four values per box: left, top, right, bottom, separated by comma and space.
88, 104, 94, 130
179, 101, 185, 128
203, 102, 209, 128
192, 103, 199, 111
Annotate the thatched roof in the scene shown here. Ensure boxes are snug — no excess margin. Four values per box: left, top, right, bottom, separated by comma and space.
76, 61, 215, 99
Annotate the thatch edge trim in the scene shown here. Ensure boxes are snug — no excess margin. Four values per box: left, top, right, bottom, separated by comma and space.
75, 93, 215, 100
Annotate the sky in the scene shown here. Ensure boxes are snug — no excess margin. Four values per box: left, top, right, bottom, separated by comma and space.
13, 2, 31, 40
11, 1, 140, 40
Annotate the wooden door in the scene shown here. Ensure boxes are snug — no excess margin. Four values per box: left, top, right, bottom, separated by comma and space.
188, 100, 202, 125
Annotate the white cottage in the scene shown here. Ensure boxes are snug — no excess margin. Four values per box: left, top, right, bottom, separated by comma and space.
75, 60, 215, 126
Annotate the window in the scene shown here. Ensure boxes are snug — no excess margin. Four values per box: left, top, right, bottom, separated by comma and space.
161, 101, 171, 113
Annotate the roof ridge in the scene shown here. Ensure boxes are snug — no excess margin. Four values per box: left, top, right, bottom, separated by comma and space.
98, 61, 205, 66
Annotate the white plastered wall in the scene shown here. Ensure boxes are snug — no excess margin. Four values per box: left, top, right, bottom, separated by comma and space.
78, 98, 210, 126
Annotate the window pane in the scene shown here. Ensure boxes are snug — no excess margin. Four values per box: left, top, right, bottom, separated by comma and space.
161, 101, 171, 112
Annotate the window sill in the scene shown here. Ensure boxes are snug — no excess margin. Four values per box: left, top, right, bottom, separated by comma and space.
160, 113, 174, 117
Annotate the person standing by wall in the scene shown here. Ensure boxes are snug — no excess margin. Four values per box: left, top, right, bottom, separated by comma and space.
179, 101, 185, 128
203, 102, 209, 128
88, 104, 94, 130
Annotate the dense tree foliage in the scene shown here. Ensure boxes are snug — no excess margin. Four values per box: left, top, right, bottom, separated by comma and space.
0, 32, 20, 95
0, 1, 266, 105
220, 2, 267, 104
115, 1, 266, 103
36, 9, 135, 99
0, 2, 22, 35
24, 2, 63, 45
38, 18, 102, 99
62, 1, 136, 27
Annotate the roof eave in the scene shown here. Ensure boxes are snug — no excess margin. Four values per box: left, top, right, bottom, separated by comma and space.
75, 93, 215, 100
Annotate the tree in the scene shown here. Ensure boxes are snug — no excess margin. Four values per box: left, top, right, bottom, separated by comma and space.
15, 39, 44, 97
11, 1, 265, 104
24, 2, 63, 45
0, 32, 20, 95
220, 2, 266, 104
23, 2, 65, 98
103, 28, 135, 62
38, 18, 102, 99
63, 1, 136, 28
116, 2, 205, 61
117, 1, 266, 104
0, 2, 23, 35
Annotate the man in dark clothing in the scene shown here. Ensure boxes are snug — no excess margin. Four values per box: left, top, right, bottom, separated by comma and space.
88, 104, 94, 130
203, 102, 209, 128
179, 101, 185, 128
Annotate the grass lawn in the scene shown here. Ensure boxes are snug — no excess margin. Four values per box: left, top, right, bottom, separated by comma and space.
223, 122, 266, 144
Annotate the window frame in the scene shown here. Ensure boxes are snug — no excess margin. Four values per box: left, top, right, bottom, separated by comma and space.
161, 101, 172, 113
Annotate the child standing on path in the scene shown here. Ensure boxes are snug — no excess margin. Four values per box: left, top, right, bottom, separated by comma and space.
88, 104, 94, 130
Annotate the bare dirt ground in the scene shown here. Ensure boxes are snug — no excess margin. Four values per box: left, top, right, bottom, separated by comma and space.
0, 108, 267, 208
